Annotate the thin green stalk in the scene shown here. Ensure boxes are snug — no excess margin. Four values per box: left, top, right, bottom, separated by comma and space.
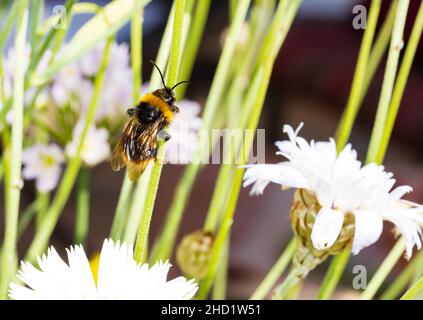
376, 1, 423, 163
198, 0, 302, 299
361, 238, 406, 300
131, 4, 143, 101
380, 250, 422, 299
212, 239, 229, 300
0, 0, 29, 299
273, 266, 305, 300
203, 0, 273, 233
175, 0, 211, 99
27, 0, 76, 80
110, 176, 134, 241
336, 0, 397, 148
366, 0, 410, 163
250, 239, 297, 300
110, 3, 144, 241
123, 173, 150, 244
29, 0, 44, 50
316, 249, 350, 299
361, 1, 398, 102
17, 199, 41, 239
151, 0, 251, 263
35, 191, 49, 232
400, 275, 423, 300
335, 0, 381, 151
133, 0, 186, 264
0, 1, 18, 51
75, 168, 90, 245
25, 38, 113, 263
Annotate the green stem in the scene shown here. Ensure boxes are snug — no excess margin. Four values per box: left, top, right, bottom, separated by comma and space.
109, 2, 144, 241
316, 249, 351, 300
272, 265, 306, 300
361, 1, 398, 102
212, 239, 229, 300
366, 0, 410, 163
151, 0, 251, 263
35, 191, 49, 232
123, 173, 150, 244
376, 1, 423, 163
110, 176, 134, 241
361, 238, 406, 300
335, 0, 381, 151
131, 4, 143, 101
24, 38, 113, 263
198, 1, 302, 298
75, 167, 90, 245
133, 0, 186, 264
175, 0, 211, 99
0, 1, 18, 51
203, 0, 272, 233
379, 250, 422, 300
250, 239, 297, 300
400, 275, 423, 300
0, 0, 29, 299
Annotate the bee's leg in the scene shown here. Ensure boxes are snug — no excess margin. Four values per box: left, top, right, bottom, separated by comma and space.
158, 129, 171, 142
127, 108, 137, 116
173, 105, 180, 113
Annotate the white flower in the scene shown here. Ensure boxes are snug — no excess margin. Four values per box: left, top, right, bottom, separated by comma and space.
65, 121, 111, 167
243, 123, 423, 258
166, 99, 202, 164
9, 239, 198, 300
22, 144, 65, 192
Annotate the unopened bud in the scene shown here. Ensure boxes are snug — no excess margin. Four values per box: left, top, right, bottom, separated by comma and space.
176, 230, 214, 280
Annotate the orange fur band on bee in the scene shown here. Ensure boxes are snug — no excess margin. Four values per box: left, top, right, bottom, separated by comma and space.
139, 93, 174, 122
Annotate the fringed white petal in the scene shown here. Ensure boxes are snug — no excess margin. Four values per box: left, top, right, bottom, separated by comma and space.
243, 163, 309, 195
311, 208, 344, 251
352, 210, 383, 255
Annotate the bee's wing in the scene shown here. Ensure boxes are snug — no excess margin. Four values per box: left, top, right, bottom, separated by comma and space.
112, 116, 164, 181
111, 117, 138, 172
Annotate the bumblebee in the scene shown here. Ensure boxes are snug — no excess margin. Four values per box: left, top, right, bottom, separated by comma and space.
111, 61, 189, 181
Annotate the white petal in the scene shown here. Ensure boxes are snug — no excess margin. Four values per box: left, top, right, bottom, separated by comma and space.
351, 210, 383, 254
311, 207, 344, 251
243, 163, 309, 195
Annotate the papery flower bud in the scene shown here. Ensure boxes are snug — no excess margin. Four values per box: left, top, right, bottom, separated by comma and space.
176, 230, 214, 279
290, 189, 355, 276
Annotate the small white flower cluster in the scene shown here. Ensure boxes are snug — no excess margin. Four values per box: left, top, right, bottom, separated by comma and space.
9, 239, 198, 300
243, 123, 423, 258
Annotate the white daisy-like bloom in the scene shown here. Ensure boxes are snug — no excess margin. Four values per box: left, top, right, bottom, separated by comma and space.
165, 99, 202, 164
243, 123, 423, 258
65, 121, 111, 167
9, 239, 198, 300
22, 144, 65, 192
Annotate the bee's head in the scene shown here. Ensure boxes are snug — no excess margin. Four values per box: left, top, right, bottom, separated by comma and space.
150, 60, 189, 111
153, 88, 176, 105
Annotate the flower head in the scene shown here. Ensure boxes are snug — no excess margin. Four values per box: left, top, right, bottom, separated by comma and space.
9, 239, 198, 300
22, 144, 65, 192
65, 121, 111, 167
243, 123, 423, 258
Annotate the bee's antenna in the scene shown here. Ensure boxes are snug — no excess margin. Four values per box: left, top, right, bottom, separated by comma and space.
171, 80, 190, 91
150, 60, 167, 89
